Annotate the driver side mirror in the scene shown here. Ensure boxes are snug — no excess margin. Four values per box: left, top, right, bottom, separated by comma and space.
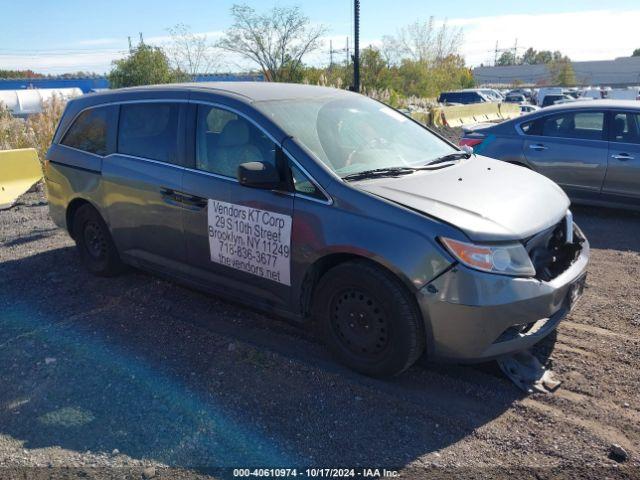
237, 161, 283, 189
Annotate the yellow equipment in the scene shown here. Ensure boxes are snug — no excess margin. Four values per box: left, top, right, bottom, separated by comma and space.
0, 148, 43, 210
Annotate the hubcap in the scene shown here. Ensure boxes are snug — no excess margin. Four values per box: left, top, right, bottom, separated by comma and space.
83, 221, 107, 259
331, 289, 389, 357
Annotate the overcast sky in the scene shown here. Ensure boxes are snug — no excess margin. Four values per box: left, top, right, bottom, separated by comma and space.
1, 0, 638, 74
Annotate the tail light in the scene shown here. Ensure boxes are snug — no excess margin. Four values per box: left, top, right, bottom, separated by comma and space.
459, 137, 485, 148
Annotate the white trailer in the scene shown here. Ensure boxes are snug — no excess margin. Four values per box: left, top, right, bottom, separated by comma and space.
0, 88, 82, 117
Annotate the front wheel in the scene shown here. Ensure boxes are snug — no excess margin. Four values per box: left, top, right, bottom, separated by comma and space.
72, 204, 125, 276
312, 260, 425, 377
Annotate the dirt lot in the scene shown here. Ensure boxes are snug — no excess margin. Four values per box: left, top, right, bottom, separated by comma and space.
0, 185, 639, 479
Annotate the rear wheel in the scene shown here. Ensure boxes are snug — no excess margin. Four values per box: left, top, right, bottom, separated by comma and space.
313, 260, 425, 377
72, 204, 125, 276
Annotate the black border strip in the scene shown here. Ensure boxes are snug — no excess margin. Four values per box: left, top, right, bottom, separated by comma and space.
49, 160, 101, 175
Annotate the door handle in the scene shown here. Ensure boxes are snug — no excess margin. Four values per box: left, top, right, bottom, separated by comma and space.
179, 194, 207, 210
160, 187, 184, 205
611, 153, 634, 161
529, 144, 548, 151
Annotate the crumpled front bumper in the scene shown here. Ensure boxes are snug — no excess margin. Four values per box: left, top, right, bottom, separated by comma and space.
417, 236, 589, 362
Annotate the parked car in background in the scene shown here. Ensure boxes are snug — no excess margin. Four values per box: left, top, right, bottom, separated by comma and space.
438, 90, 490, 105
541, 94, 575, 108
564, 88, 580, 99
578, 88, 604, 100
536, 87, 563, 106
608, 87, 640, 101
44, 83, 589, 376
509, 88, 533, 101
472, 89, 504, 102
505, 94, 527, 104
460, 100, 640, 211
520, 104, 540, 115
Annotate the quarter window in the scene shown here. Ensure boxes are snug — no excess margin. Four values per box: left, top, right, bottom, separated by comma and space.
196, 105, 276, 177
521, 120, 536, 135
118, 103, 180, 164
61, 107, 110, 155
291, 163, 325, 200
611, 113, 640, 144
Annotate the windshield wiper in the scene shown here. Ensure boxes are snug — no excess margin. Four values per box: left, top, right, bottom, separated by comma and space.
342, 167, 417, 181
426, 151, 472, 166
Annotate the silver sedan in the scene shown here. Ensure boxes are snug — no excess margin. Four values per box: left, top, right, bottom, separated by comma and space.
461, 100, 640, 211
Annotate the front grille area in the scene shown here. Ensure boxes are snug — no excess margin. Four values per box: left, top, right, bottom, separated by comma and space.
525, 215, 583, 282
494, 320, 539, 343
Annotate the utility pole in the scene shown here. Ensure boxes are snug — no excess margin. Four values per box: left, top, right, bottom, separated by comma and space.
346, 37, 350, 66
329, 39, 334, 68
513, 38, 518, 64
352, 0, 360, 92
494, 41, 499, 66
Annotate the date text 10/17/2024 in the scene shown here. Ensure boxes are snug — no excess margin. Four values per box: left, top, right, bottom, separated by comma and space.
233, 468, 400, 478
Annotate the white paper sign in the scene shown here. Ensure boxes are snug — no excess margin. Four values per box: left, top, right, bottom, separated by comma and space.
207, 199, 292, 285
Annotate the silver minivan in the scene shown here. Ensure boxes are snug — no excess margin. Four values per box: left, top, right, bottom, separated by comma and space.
44, 83, 589, 377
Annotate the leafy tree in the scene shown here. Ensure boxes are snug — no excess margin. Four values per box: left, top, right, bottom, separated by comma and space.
549, 57, 575, 86
496, 51, 517, 66
633, 48, 640, 57
359, 47, 391, 90
108, 39, 185, 88
521, 48, 537, 65
534, 51, 553, 64
0, 69, 44, 79
217, 4, 326, 82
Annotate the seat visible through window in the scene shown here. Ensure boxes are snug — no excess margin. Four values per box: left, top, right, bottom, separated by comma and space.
196, 105, 275, 178
612, 113, 640, 144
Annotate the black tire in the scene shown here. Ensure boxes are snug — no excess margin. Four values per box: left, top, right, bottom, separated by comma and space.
312, 260, 425, 377
72, 204, 125, 276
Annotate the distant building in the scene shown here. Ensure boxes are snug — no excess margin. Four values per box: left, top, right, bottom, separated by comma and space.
0, 77, 109, 93
473, 56, 640, 87
0, 73, 264, 93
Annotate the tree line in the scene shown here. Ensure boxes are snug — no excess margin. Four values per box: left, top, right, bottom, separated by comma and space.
4, 4, 606, 94
106, 4, 474, 102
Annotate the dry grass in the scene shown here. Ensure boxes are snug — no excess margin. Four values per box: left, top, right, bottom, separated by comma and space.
0, 95, 66, 162
304, 74, 436, 110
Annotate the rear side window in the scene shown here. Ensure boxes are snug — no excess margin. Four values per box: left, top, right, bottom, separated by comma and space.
520, 119, 539, 135
118, 103, 180, 163
61, 107, 110, 156
541, 112, 604, 140
524, 111, 605, 140
611, 112, 640, 144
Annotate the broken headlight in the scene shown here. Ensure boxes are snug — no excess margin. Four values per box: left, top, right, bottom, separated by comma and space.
440, 237, 536, 277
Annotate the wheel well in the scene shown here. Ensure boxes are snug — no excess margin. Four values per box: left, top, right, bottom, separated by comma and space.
65, 198, 92, 238
299, 253, 413, 319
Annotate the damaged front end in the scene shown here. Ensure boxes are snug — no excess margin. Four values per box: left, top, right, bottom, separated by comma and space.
526, 211, 585, 282
417, 210, 590, 363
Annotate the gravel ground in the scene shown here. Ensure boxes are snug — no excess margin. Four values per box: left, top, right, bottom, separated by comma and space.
0, 184, 639, 479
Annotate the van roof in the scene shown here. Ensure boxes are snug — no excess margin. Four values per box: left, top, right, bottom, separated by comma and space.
85, 82, 351, 103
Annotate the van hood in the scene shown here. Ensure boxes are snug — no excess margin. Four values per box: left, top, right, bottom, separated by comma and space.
355, 156, 570, 242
